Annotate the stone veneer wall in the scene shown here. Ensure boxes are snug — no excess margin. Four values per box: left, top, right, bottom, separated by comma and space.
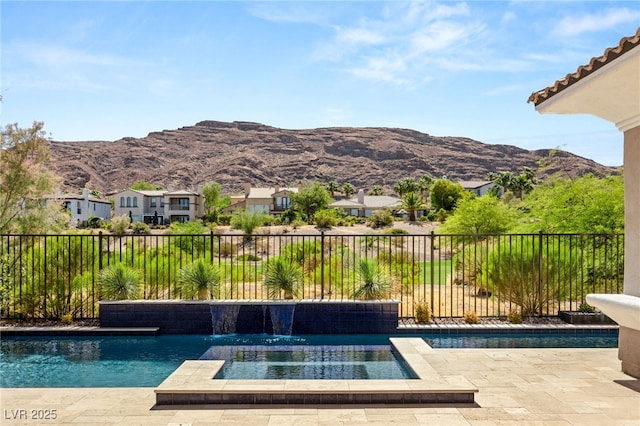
99, 300, 399, 334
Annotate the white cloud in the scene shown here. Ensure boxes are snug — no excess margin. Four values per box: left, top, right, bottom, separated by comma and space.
553, 8, 640, 37
336, 27, 386, 45
410, 21, 484, 53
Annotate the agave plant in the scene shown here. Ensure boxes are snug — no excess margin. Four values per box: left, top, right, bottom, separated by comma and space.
352, 257, 392, 300
263, 256, 303, 299
99, 264, 141, 300
178, 258, 221, 300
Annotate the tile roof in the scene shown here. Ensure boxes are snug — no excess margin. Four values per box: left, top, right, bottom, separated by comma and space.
528, 27, 640, 106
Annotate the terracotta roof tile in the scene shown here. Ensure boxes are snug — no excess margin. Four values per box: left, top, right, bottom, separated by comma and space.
528, 27, 640, 106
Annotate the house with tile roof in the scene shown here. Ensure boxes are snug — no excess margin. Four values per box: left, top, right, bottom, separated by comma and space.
459, 180, 500, 197
113, 188, 203, 224
528, 27, 640, 379
47, 188, 112, 226
329, 189, 402, 218
223, 184, 299, 216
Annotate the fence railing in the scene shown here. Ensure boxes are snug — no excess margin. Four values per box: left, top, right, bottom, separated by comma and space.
0, 232, 624, 320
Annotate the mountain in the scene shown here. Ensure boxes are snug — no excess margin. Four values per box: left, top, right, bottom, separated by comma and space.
49, 120, 618, 195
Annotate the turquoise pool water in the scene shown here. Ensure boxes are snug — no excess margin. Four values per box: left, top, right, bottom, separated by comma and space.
203, 345, 416, 380
0, 332, 617, 387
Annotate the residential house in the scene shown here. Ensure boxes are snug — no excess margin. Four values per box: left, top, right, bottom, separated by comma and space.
459, 180, 500, 197
48, 188, 112, 226
113, 189, 203, 224
224, 184, 298, 216
329, 189, 402, 217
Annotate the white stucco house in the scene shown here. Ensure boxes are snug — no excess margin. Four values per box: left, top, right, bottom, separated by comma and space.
47, 188, 111, 226
329, 189, 403, 218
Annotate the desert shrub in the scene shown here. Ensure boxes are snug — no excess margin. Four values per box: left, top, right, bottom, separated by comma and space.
61, 313, 73, 325
263, 256, 304, 299
313, 209, 339, 229
231, 209, 271, 235
463, 310, 479, 324
178, 258, 221, 300
99, 264, 141, 300
367, 209, 393, 229
578, 302, 595, 313
236, 254, 261, 262
352, 257, 392, 300
110, 214, 131, 236
387, 228, 409, 235
507, 310, 522, 324
131, 221, 151, 235
415, 301, 432, 324
482, 236, 580, 316
291, 219, 306, 229
216, 241, 238, 257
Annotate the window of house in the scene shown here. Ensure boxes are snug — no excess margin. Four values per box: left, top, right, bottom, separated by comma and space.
179, 198, 189, 209
133, 197, 138, 207
120, 197, 125, 207
126, 197, 131, 207
77, 201, 81, 215
150, 197, 157, 208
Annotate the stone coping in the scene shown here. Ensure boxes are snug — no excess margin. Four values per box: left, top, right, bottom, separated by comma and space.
0, 326, 160, 336
0, 324, 618, 337
154, 338, 477, 406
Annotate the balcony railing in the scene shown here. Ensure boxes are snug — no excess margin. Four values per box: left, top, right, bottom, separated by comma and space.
0, 232, 623, 320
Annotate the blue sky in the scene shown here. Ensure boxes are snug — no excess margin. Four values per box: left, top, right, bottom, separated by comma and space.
2, 1, 639, 167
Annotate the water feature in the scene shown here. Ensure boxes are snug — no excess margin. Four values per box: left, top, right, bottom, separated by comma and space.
268, 304, 296, 335
209, 304, 241, 334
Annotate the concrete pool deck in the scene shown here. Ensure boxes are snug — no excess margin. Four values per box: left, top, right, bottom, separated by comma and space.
2, 347, 639, 425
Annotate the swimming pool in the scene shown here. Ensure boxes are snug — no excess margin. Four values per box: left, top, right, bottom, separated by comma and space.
0, 332, 618, 388
203, 345, 416, 379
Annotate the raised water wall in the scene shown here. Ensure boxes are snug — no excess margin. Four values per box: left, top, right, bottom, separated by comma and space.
99, 300, 399, 334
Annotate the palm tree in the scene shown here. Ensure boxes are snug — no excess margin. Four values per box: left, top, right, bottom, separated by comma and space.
369, 185, 384, 196
263, 256, 304, 299
418, 175, 433, 198
342, 182, 356, 198
178, 258, 221, 300
326, 181, 340, 197
394, 177, 418, 197
99, 264, 140, 300
400, 192, 426, 221
352, 258, 392, 300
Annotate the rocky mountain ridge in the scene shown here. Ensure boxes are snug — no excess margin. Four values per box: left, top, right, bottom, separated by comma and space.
49, 120, 618, 195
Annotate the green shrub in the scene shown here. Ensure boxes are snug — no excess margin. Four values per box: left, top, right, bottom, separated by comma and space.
236, 254, 261, 262
131, 221, 151, 235
110, 214, 131, 236
61, 313, 73, 325
367, 209, 393, 229
178, 259, 221, 300
99, 264, 141, 300
578, 302, 596, 313
415, 302, 432, 324
263, 256, 304, 299
313, 209, 339, 228
352, 258, 392, 300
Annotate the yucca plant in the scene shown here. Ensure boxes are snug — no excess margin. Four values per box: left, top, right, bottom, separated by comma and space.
263, 256, 303, 299
178, 258, 221, 300
352, 257, 392, 300
99, 264, 141, 300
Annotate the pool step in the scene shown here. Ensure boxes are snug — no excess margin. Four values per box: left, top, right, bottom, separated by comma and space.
154, 339, 478, 406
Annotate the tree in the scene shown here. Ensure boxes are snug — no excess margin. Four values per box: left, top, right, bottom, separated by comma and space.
369, 185, 384, 196
130, 181, 162, 190
429, 179, 465, 212
291, 182, 333, 220
438, 195, 514, 235
326, 181, 340, 196
400, 192, 426, 221
394, 177, 418, 197
201, 181, 230, 222
418, 175, 433, 197
341, 182, 356, 198
515, 174, 623, 234
0, 122, 64, 234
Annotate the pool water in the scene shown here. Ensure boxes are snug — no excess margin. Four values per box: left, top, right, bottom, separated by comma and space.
0, 332, 618, 388
202, 345, 416, 379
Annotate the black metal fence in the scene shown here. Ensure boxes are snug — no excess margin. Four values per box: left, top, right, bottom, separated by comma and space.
0, 232, 624, 320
